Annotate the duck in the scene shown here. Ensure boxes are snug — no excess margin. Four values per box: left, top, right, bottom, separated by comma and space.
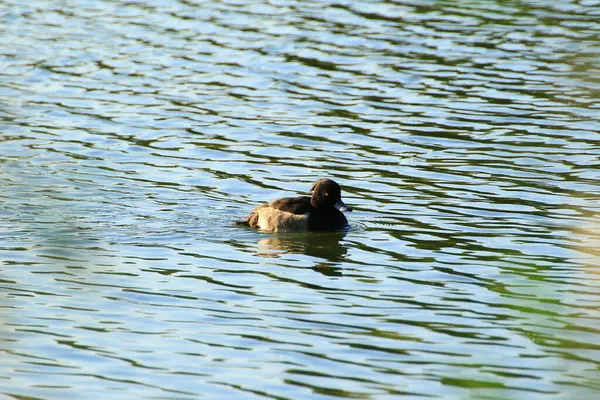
241, 178, 352, 232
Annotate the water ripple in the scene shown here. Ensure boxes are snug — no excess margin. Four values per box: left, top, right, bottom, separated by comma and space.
2, 0, 600, 399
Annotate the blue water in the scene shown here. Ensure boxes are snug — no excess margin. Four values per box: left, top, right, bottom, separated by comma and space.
1, 0, 600, 398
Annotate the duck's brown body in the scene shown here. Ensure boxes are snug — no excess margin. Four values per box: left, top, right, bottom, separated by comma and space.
242, 179, 351, 233
246, 198, 311, 232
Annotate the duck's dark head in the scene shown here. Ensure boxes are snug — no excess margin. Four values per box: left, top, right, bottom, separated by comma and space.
309, 178, 352, 212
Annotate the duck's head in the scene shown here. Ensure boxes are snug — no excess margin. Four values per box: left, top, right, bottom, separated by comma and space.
309, 178, 352, 212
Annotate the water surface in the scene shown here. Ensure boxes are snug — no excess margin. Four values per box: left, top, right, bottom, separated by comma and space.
1, 0, 600, 399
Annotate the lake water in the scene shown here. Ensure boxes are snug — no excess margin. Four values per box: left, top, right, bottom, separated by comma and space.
1, 0, 600, 398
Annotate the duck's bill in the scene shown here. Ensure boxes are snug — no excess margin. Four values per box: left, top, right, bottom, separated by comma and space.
334, 200, 352, 212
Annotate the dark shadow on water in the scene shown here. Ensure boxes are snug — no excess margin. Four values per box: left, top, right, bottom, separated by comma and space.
256, 231, 348, 275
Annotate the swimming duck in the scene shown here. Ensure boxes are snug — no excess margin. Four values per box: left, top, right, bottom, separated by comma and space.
242, 178, 352, 232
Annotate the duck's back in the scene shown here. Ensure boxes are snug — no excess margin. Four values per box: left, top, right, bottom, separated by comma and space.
245, 196, 312, 232
269, 196, 313, 214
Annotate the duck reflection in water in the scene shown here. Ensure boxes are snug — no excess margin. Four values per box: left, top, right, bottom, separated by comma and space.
257, 231, 347, 276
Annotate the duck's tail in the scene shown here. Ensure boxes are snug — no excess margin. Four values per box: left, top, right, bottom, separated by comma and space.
235, 212, 259, 229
